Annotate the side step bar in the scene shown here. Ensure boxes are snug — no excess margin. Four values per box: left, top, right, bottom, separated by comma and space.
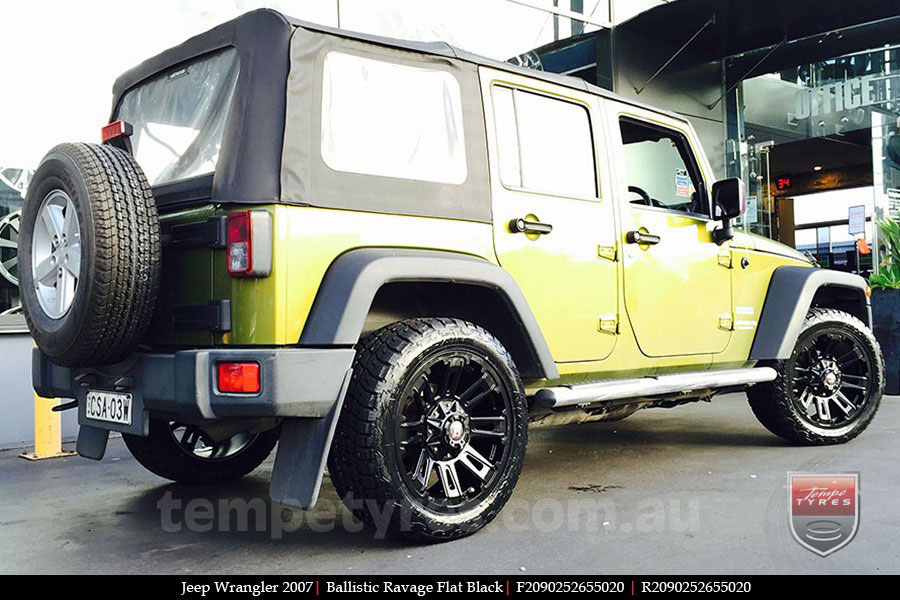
534, 367, 778, 409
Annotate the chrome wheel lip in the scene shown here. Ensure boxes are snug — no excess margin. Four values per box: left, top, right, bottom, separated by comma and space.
31, 189, 81, 320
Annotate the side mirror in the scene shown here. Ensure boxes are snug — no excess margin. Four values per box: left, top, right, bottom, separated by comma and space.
711, 178, 745, 244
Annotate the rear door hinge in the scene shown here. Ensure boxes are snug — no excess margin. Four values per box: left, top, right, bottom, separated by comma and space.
718, 313, 734, 331
597, 245, 618, 262
598, 314, 619, 334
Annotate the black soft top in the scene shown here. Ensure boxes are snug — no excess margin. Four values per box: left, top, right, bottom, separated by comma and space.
112, 9, 669, 115
110, 9, 678, 210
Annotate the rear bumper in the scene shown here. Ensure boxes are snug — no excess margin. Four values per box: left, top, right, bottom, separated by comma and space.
33, 347, 355, 435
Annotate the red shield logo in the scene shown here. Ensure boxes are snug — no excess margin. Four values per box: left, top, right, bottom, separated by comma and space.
789, 473, 859, 556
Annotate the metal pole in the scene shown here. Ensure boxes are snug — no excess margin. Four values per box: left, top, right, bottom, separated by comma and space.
553, 0, 559, 41
634, 15, 715, 95
505, 0, 612, 28
19, 393, 75, 461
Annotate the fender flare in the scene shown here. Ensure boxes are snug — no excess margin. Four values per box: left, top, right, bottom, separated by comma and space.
749, 266, 871, 361
299, 247, 559, 380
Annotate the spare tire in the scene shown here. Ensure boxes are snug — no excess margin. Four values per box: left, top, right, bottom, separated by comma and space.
18, 143, 161, 367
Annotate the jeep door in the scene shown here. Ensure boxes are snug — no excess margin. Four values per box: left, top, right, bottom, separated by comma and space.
480, 67, 618, 363
608, 105, 732, 357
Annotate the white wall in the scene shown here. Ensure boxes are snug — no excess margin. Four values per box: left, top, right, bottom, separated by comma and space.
0, 334, 78, 449
0, 0, 666, 169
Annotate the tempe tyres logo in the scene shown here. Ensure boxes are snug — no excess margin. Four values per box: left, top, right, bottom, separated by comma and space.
788, 473, 859, 556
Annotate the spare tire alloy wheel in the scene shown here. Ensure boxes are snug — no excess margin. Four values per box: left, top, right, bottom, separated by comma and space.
18, 143, 161, 367
31, 190, 80, 318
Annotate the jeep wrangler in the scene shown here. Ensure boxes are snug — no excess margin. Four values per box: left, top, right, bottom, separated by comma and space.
21, 10, 884, 542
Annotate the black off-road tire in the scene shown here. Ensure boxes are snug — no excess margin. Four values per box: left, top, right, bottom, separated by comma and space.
19, 143, 161, 367
747, 308, 884, 445
123, 419, 280, 486
328, 318, 528, 543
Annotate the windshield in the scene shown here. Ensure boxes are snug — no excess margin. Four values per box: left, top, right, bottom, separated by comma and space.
116, 48, 239, 186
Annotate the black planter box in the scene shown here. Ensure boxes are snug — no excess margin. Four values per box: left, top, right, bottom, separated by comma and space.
872, 288, 900, 395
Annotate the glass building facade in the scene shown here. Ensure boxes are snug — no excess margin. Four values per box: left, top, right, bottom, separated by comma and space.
733, 45, 900, 272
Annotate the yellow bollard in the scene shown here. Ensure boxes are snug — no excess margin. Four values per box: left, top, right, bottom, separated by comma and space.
19, 393, 76, 460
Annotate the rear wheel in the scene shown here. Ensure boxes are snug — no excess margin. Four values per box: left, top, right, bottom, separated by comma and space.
123, 419, 279, 485
748, 308, 884, 445
328, 318, 528, 543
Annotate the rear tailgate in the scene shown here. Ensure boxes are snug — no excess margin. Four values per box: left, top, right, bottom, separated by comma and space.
147, 205, 219, 348
146, 204, 288, 349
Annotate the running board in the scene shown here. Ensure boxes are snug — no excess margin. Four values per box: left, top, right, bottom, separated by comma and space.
534, 367, 778, 409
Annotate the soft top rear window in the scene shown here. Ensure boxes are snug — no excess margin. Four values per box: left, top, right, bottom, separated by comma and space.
116, 48, 239, 186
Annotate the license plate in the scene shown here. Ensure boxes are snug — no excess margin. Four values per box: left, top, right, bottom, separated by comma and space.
85, 390, 133, 426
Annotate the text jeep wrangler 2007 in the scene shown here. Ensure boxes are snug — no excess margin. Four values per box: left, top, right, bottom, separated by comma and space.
22, 10, 883, 543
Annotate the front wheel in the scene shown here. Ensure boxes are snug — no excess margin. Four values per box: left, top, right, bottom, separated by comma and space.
747, 308, 884, 445
328, 318, 528, 543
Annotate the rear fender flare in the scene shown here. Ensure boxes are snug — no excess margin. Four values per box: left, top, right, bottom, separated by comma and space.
298, 248, 559, 380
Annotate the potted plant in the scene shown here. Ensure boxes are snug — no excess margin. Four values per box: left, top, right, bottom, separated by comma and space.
870, 218, 900, 395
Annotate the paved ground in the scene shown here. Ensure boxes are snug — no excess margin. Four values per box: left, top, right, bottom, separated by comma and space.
1, 393, 898, 575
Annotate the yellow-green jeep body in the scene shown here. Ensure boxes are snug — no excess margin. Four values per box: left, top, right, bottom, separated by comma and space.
26, 10, 882, 542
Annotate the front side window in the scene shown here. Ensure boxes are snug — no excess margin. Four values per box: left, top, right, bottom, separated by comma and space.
492, 86, 597, 199
321, 52, 467, 185
116, 48, 240, 186
620, 118, 709, 216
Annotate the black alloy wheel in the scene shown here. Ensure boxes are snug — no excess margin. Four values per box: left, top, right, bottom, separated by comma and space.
748, 308, 883, 445
168, 422, 258, 461
788, 326, 875, 429
123, 418, 280, 485
395, 346, 514, 513
328, 318, 528, 543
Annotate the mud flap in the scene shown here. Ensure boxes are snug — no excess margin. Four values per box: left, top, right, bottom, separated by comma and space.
76, 424, 110, 460
269, 369, 352, 509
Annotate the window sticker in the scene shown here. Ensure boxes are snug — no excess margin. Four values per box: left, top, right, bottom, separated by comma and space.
675, 168, 691, 198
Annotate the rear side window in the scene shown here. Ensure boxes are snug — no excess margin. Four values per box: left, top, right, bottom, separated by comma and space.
116, 48, 240, 186
321, 52, 467, 185
492, 86, 597, 199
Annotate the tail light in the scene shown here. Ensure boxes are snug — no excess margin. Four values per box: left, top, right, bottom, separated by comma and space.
217, 362, 261, 394
226, 210, 272, 277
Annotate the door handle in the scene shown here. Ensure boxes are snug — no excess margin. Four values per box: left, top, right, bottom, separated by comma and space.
626, 230, 661, 245
509, 218, 553, 235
